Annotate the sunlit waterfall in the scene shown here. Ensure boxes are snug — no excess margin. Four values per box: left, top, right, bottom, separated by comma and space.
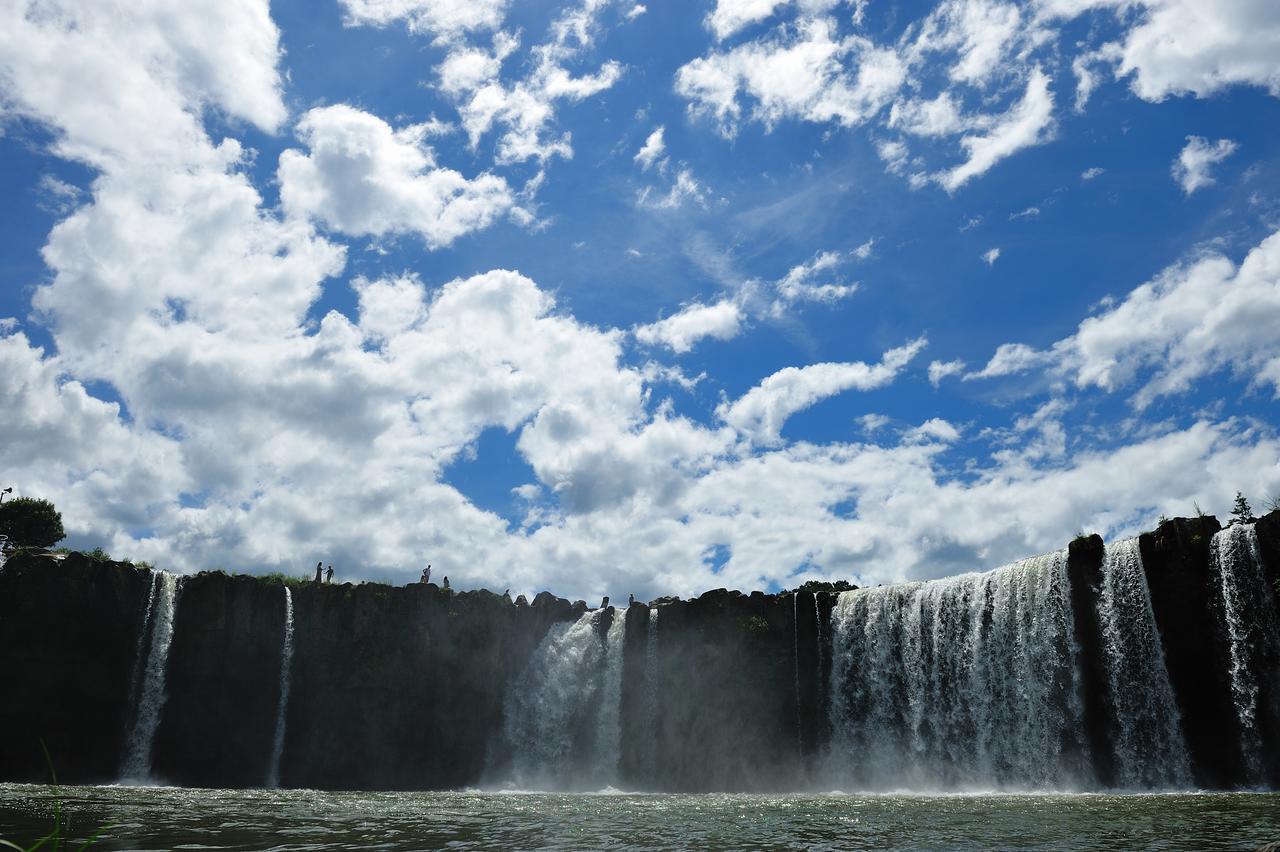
266, 586, 295, 788
126, 573, 161, 720
120, 572, 180, 781
1096, 539, 1192, 788
827, 551, 1087, 790
501, 609, 627, 789
1211, 524, 1280, 784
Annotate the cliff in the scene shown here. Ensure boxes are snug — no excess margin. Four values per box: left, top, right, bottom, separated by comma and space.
0, 512, 1277, 792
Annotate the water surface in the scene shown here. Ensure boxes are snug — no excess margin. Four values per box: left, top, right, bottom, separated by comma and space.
1, 784, 1279, 850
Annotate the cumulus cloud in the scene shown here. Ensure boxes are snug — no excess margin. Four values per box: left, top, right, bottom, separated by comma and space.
982, 247, 1002, 265
426, 1, 624, 164
634, 300, 743, 353
1082, 166, 1105, 180
717, 338, 927, 443
1115, 0, 1280, 100
967, 228, 1280, 407
278, 105, 514, 247
1171, 136, 1238, 195
634, 126, 666, 171
675, 16, 905, 136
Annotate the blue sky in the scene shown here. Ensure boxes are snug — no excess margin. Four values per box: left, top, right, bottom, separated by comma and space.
1, 0, 1278, 600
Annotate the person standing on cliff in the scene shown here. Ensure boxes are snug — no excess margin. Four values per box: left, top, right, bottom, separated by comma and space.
314, 561, 323, 583
421, 564, 431, 584
325, 564, 334, 584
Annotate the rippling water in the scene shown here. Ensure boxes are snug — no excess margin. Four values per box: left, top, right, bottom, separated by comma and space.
1, 784, 1278, 850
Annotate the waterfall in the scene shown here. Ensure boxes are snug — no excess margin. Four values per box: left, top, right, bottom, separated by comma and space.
1210, 524, 1280, 783
500, 609, 627, 789
1096, 539, 1192, 788
593, 611, 627, 783
827, 551, 1087, 790
126, 573, 161, 722
793, 593, 802, 751
265, 586, 295, 788
642, 607, 660, 783
120, 572, 180, 781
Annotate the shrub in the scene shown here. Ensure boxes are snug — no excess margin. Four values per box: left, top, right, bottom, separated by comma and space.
0, 497, 66, 548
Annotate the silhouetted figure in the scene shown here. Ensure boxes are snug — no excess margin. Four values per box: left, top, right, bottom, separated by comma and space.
503, 588, 510, 598
315, 561, 323, 583
442, 575, 450, 591
325, 564, 334, 584
421, 564, 431, 584
601, 595, 609, 609
628, 593, 634, 606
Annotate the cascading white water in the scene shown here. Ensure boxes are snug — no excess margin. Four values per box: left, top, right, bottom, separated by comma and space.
126, 573, 161, 718
593, 612, 627, 781
793, 593, 802, 750
1210, 524, 1280, 783
642, 607, 660, 782
827, 551, 1087, 790
1096, 539, 1192, 788
121, 572, 180, 781
501, 609, 627, 789
265, 586, 295, 788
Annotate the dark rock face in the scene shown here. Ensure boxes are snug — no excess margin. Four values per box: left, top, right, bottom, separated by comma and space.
1139, 515, 1243, 787
1, 513, 1278, 792
0, 554, 151, 783
1066, 533, 1115, 787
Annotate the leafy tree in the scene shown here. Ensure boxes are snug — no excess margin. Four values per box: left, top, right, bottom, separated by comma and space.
1230, 492, 1255, 525
0, 497, 66, 548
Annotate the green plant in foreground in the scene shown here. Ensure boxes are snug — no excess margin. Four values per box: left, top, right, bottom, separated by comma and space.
0, 742, 113, 852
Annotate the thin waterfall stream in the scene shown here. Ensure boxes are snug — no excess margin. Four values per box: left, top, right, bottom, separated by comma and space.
120, 572, 180, 781
266, 586, 294, 788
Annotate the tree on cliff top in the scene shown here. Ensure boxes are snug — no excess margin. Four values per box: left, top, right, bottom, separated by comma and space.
1230, 492, 1255, 525
0, 497, 66, 548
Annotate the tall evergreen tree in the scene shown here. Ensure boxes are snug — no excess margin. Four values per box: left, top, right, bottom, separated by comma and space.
1230, 491, 1255, 525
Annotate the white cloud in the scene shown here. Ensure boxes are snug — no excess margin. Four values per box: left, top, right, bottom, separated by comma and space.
853, 237, 876, 259
982, 247, 1001, 265
634, 126, 666, 171
968, 228, 1280, 407
1116, 0, 1280, 100
903, 417, 962, 444
1010, 206, 1040, 220
1171, 136, 1238, 195
705, 0, 844, 41
0, 0, 287, 170
676, 17, 905, 136
966, 342, 1052, 379
634, 300, 743, 353
908, 0, 1024, 87
937, 68, 1055, 191
1081, 166, 1105, 180
772, 250, 860, 307
278, 105, 514, 247
625, 4, 647, 20
717, 338, 926, 443
429, 1, 625, 164
928, 359, 966, 386
339, 0, 507, 38
638, 168, 709, 209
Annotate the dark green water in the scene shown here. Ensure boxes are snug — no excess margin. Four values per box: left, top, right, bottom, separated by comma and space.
1, 784, 1278, 850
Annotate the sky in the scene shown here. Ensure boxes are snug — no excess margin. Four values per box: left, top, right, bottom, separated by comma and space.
0, 0, 1278, 601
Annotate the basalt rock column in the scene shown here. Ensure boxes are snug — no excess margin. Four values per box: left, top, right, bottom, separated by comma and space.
1140, 515, 1243, 787
1066, 533, 1115, 787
